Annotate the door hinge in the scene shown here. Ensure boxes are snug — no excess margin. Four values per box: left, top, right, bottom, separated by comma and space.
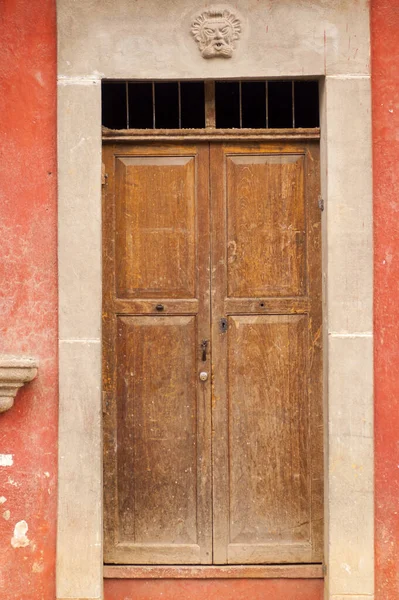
219, 318, 228, 333
102, 162, 108, 186
102, 391, 111, 415
318, 195, 324, 211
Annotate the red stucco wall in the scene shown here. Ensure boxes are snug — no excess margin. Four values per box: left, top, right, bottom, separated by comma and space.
0, 1, 398, 599
104, 578, 323, 600
0, 1, 57, 599
372, 2, 399, 599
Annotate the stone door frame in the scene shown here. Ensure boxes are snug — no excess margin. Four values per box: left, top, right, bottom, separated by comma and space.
56, 3, 373, 600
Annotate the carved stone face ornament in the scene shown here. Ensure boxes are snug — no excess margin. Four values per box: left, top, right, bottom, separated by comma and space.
191, 10, 241, 59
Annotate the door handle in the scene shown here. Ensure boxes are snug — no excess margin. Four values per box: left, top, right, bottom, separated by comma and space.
201, 339, 208, 362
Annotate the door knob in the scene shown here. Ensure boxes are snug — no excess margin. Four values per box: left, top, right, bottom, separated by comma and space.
199, 371, 208, 382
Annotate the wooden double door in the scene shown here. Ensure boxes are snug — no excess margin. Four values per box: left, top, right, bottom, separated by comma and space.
102, 140, 323, 566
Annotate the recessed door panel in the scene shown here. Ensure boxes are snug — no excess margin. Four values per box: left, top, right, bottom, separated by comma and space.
115, 155, 196, 299
228, 315, 311, 561
226, 154, 306, 298
116, 315, 198, 546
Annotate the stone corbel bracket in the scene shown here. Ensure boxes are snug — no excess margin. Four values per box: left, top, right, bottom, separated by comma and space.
0, 356, 38, 413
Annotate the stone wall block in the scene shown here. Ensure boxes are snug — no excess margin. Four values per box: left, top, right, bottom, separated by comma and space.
57, 0, 370, 80
58, 81, 102, 340
57, 340, 103, 600
326, 335, 374, 597
324, 76, 373, 334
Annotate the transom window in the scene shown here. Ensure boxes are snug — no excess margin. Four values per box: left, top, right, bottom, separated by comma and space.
102, 79, 319, 130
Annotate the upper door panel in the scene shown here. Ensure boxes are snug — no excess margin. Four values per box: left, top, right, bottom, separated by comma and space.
115, 155, 197, 299
226, 153, 306, 298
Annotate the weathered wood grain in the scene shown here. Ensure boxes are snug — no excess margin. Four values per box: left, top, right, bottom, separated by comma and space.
115, 155, 196, 299
210, 142, 322, 564
103, 140, 322, 567
103, 564, 323, 579
103, 143, 212, 564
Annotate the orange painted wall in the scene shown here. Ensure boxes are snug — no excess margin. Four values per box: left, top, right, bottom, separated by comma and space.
371, 1, 399, 599
0, 1, 57, 599
104, 578, 324, 600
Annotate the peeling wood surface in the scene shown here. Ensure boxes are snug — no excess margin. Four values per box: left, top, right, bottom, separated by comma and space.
102, 127, 321, 143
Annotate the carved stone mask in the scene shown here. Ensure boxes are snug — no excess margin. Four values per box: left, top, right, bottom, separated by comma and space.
191, 10, 241, 59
